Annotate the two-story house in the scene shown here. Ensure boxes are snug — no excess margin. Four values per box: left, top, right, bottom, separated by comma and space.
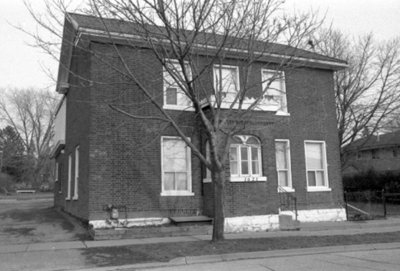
342, 130, 400, 176
52, 13, 348, 233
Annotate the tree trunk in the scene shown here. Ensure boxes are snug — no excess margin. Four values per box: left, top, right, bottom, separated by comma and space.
212, 169, 225, 242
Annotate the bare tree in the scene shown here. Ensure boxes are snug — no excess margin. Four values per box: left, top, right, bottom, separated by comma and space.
0, 88, 58, 186
311, 29, 400, 164
26, 0, 326, 241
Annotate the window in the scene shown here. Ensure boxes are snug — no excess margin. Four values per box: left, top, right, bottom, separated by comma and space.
66, 154, 72, 200
275, 140, 293, 191
203, 141, 212, 182
372, 149, 380, 159
161, 137, 193, 196
73, 146, 79, 200
55, 162, 62, 194
214, 65, 240, 100
305, 141, 330, 191
163, 60, 192, 109
229, 135, 266, 182
261, 69, 287, 113
394, 147, 399, 158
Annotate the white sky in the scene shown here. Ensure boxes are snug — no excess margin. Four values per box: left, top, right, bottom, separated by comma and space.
0, 0, 399, 90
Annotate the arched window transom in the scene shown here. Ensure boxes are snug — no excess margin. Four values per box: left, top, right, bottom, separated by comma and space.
230, 135, 265, 181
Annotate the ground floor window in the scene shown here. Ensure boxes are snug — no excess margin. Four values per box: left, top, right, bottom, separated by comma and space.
229, 135, 266, 182
305, 141, 330, 191
66, 154, 72, 200
73, 146, 79, 200
275, 139, 293, 191
161, 137, 193, 196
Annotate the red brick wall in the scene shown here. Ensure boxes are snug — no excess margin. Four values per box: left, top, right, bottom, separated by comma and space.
54, 25, 91, 221
58, 39, 344, 221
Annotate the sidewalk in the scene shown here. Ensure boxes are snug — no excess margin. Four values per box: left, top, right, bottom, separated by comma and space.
2, 216, 400, 254
1, 217, 400, 271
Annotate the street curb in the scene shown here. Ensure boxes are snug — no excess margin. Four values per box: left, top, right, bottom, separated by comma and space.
72, 242, 400, 271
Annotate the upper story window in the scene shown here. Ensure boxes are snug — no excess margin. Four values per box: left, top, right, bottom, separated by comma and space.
229, 135, 266, 182
161, 136, 194, 196
304, 141, 330, 192
213, 65, 240, 101
262, 69, 287, 113
163, 60, 192, 110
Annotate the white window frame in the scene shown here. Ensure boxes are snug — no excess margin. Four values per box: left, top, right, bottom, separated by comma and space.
161, 136, 194, 196
66, 154, 72, 200
261, 69, 288, 115
213, 64, 240, 101
55, 162, 62, 194
304, 140, 331, 192
275, 139, 294, 192
229, 135, 267, 182
203, 141, 212, 183
54, 162, 59, 183
163, 59, 193, 111
73, 146, 79, 200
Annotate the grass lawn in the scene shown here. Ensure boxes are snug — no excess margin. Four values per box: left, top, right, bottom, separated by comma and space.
82, 231, 400, 267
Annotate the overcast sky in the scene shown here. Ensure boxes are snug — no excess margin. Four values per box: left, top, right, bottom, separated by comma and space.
0, 0, 399, 90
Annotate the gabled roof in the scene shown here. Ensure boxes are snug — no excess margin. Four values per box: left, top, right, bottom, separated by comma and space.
66, 13, 347, 69
345, 130, 400, 152
56, 12, 347, 93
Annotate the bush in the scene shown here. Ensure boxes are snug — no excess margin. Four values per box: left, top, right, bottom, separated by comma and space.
0, 172, 16, 193
343, 170, 400, 192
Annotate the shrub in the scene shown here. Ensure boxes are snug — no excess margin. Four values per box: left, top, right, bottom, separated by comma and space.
343, 170, 400, 192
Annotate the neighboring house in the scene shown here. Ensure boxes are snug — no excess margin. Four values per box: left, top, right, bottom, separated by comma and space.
342, 130, 400, 176
52, 13, 348, 232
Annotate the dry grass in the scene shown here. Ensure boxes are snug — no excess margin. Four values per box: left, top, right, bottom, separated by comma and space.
82, 231, 400, 267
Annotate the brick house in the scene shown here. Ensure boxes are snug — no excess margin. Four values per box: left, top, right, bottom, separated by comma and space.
342, 130, 400, 176
52, 13, 348, 232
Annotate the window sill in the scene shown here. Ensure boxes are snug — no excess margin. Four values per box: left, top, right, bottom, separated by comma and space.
160, 191, 195, 196
163, 105, 194, 111
307, 187, 331, 192
72, 196, 79, 200
65, 197, 71, 201
275, 111, 290, 116
278, 187, 295, 192
230, 176, 267, 182
203, 178, 212, 183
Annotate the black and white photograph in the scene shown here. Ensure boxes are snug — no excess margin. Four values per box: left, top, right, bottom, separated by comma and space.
0, 0, 399, 270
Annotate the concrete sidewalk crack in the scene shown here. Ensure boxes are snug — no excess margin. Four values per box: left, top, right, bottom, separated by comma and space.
260, 264, 277, 271
339, 254, 400, 266
320, 259, 381, 270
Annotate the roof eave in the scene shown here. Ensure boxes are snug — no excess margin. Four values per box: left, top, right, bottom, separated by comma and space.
76, 27, 348, 70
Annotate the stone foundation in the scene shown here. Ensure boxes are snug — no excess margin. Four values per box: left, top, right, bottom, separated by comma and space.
89, 217, 170, 229
89, 208, 346, 232
224, 215, 280, 233
280, 208, 347, 222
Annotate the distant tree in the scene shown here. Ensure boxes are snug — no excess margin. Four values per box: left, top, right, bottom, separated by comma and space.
0, 88, 58, 186
311, 29, 400, 164
0, 126, 25, 179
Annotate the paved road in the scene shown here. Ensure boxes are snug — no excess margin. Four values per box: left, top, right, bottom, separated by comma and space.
135, 247, 400, 271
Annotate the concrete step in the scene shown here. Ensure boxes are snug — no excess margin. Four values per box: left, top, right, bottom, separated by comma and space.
170, 216, 213, 226
279, 214, 300, 231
